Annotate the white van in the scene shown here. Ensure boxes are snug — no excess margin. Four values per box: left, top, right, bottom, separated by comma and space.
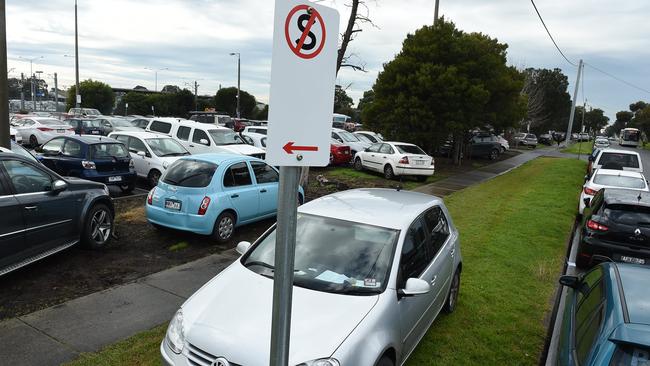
145, 117, 265, 158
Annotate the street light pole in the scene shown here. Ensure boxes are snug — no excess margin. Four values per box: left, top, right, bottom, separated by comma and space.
144, 67, 169, 92
0, 0, 9, 148
75, 0, 80, 108
35, 70, 43, 111
230, 52, 241, 119
434, 0, 440, 24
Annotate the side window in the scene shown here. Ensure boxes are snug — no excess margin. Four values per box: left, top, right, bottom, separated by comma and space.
62, 140, 84, 158
150, 121, 172, 134
331, 132, 342, 143
129, 138, 148, 155
41, 138, 65, 154
177, 126, 191, 141
2, 160, 53, 194
251, 161, 279, 184
242, 135, 254, 145
575, 269, 605, 365
379, 144, 394, 154
223, 162, 252, 187
114, 135, 129, 145
192, 129, 210, 145
423, 207, 450, 256
101, 120, 111, 128
398, 218, 430, 288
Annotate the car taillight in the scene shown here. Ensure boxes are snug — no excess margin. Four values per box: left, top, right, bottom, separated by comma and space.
198, 197, 211, 215
399, 156, 409, 164
81, 160, 96, 169
37, 127, 53, 132
129, 159, 134, 169
430, 158, 435, 166
587, 220, 608, 231
147, 187, 156, 205
583, 187, 598, 196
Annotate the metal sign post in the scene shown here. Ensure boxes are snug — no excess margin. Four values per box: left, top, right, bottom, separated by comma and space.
266, 1, 339, 365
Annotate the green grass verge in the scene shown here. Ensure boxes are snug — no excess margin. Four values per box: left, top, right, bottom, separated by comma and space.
561, 141, 593, 154
325, 166, 450, 190
407, 157, 585, 365
64, 157, 585, 366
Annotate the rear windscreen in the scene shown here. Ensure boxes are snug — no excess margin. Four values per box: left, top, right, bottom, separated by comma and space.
593, 175, 646, 189
604, 204, 650, 225
90, 143, 129, 159
163, 160, 217, 188
609, 345, 650, 366
598, 153, 640, 169
396, 145, 426, 155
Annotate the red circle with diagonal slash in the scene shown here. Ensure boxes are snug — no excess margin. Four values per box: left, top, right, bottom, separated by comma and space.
284, 5, 326, 59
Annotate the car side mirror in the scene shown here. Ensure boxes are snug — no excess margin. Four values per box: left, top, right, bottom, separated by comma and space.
584, 175, 589, 182
236, 241, 252, 255
199, 138, 209, 146
398, 278, 430, 298
51, 179, 68, 194
583, 198, 591, 208
588, 156, 595, 162
559, 275, 580, 289
137, 151, 146, 157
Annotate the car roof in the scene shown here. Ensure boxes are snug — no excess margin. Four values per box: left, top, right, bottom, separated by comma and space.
617, 264, 650, 325
594, 169, 644, 178
153, 118, 229, 130
299, 188, 443, 230
109, 131, 170, 139
601, 188, 650, 206
598, 149, 641, 157
384, 141, 416, 146
178, 153, 259, 165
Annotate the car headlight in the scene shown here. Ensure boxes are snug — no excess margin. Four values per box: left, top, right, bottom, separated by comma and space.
165, 310, 185, 354
297, 358, 340, 366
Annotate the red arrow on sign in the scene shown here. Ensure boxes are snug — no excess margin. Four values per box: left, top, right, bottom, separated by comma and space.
283, 142, 319, 154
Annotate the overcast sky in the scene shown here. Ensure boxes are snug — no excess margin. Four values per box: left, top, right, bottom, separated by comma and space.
6, 0, 650, 120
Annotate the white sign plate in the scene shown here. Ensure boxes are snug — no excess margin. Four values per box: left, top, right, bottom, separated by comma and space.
265, 0, 340, 166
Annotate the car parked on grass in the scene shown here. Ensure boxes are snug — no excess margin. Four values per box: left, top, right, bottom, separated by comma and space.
0, 151, 114, 276
146, 154, 304, 243
578, 188, 650, 268
65, 117, 104, 136
161, 188, 462, 366
354, 130, 384, 144
588, 149, 643, 177
556, 262, 650, 365
146, 118, 266, 159
35, 135, 137, 193
13, 117, 75, 147
470, 134, 503, 160
354, 142, 434, 181
330, 139, 352, 165
332, 128, 371, 157
109, 131, 191, 187
579, 169, 649, 214
513, 133, 538, 148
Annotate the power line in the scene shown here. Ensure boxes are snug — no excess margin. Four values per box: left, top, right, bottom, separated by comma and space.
585, 62, 650, 95
529, 0, 577, 67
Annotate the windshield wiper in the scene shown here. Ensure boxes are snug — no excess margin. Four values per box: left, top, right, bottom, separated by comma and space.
244, 261, 275, 270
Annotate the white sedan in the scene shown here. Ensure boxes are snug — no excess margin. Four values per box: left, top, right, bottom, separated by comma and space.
579, 169, 649, 214
354, 141, 435, 181
161, 188, 462, 366
13, 117, 74, 146
9, 126, 22, 144
108, 131, 191, 187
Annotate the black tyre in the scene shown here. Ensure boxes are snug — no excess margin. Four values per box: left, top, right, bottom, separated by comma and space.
212, 211, 236, 243
329, 153, 334, 165
29, 135, 38, 147
489, 149, 499, 160
147, 169, 162, 187
376, 356, 394, 366
443, 268, 461, 313
500, 146, 506, 154
81, 203, 113, 249
416, 175, 428, 182
119, 181, 136, 193
384, 165, 395, 180
354, 158, 363, 171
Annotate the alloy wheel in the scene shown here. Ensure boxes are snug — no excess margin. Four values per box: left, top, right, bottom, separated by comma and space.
90, 209, 112, 244
218, 216, 234, 240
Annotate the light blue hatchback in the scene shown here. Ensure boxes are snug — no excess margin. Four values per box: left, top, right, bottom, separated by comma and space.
146, 154, 304, 242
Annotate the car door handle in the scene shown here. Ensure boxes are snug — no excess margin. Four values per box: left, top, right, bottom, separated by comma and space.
383, 156, 387, 159
231, 194, 239, 198
260, 189, 267, 193
24, 206, 38, 211
189, 144, 195, 147
450, 248, 455, 257
430, 275, 437, 286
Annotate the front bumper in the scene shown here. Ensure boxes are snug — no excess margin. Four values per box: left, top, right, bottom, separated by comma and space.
331, 152, 352, 164
395, 166, 435, 176
160, 341, 175, 366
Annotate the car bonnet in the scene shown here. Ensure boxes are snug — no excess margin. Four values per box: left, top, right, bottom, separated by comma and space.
181, 261, 379, 365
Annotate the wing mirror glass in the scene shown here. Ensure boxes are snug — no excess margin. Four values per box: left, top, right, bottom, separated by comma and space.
51, 179, 68, 194
137, 151, 146, 157
236, 241, 252, 255
398, 278, 430, 298
559, 275, 580, 289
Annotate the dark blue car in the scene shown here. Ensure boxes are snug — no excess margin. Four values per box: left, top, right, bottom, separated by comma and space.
556, 262, 650, 365
36, 135, 137, 192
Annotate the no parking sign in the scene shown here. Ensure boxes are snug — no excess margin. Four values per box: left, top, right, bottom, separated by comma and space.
266, 0, 340, 167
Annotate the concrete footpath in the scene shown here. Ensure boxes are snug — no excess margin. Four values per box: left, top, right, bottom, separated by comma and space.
0, 147, 581, 366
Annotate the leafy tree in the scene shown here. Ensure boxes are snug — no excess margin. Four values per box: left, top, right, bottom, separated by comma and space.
214, 87, 256, 118
254, 105, 269, 120
357, 89, 375, 114
522, 68, 572, 135
66, 79, 115, 114
334, 85, 353, 113
630, 101, 648, 115
574, 107, 609, 134
363, 20, 526, 162
115, 89, 195, 117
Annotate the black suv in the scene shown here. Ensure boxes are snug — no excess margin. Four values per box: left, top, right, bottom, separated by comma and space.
0, 152, 114, 276
578, 188, 650, 268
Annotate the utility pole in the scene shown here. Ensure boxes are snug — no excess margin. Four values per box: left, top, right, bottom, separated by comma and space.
230, 52, 241, 118
434, 0, 440, 24
54, 73, 59, 112
564, 59, 583, 146
74, 0, 81, 108
32, 74, 36, 111
0, 0, 9, 148
194, 80, 199, 111
20, 73, 25, 111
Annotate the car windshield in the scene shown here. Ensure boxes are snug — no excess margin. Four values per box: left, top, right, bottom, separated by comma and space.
10, 142, 38, 163
208, 129, 245, 145
83, 109, 101, 116
355, 134, 373, 143
604, 204, 650, 226
243, 213, 399, 295
39, 119, 63, 126
109, 118, 133, 127
90, 143, 129, 159
163, 160, 217, 187
146, 138, 189, 157
395, 144, 426, 155
339, 131, 360, 142
598, 153, 640, 169
593, 175, 646, 189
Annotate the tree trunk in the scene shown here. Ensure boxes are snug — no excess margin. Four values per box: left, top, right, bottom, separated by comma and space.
337, 0, 360, 73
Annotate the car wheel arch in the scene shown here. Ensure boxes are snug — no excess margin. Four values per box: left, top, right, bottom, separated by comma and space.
78, 196, 115, 232
218, 208, 238, 226
375, 347, 397, 366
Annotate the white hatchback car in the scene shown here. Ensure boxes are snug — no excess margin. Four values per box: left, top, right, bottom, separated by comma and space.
108, 131, 191, 187
589, 149, 643, 176
161, 188, 462, 366
354, 141, 435, 181
579, 169, 649, 214
13, 117, 74, 146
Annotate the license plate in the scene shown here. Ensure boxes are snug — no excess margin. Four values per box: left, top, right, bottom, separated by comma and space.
165, 200, 181, 211
620, 255, 646, 265
108, 176, 122, 182
415, 160, 425, 165
91, 130, 100, 134
57, 129, 65, 133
